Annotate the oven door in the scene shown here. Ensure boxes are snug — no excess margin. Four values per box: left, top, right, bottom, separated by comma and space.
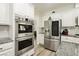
15, 36, 34, 56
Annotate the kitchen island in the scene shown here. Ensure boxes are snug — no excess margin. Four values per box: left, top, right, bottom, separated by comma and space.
0, 37, 14, 56
56, 35, 79, 56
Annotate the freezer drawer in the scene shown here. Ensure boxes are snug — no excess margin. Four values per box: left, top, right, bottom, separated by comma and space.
50, 39, 60, 51
44, 39, 51, 49
44, 38, 60, 51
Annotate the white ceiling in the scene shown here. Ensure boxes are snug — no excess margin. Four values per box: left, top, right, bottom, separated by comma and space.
33, 3, 75, 15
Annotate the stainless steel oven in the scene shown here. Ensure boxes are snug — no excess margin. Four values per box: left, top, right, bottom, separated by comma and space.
15, 14, 34, 56
15, 35, 34, 56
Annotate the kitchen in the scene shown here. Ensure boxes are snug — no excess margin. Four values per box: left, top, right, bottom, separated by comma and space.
0, 3, 79, 56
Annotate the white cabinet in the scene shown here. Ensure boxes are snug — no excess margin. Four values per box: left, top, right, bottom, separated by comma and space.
0, 42, 12, 52
61, 36, 68, 41
0, 42, 14, 56
61, 36, 79, 44
61, 10, 75, 27
0, 4, 10, 25
0, 48, 14, 56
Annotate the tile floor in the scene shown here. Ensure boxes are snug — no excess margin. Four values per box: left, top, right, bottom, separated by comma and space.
34, 44, 56, 56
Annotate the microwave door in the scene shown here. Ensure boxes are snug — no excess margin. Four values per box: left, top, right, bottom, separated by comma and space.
18, 24, 33, 34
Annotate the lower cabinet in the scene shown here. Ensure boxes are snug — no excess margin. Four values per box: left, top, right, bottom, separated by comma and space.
56, 41, 77, 56
0, 48, 14, 56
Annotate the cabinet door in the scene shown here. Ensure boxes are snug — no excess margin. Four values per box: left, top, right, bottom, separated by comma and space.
61, 36, 68, 41
62, 10, 75, 27
0, 4, 9, 24
0, 48, 14, 56
56, 41, 76, 56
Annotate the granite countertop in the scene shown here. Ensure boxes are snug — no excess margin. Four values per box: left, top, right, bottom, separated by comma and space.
62, 35, 79, 38
0, 37, 13, 44
61, 35, 79, 44
56, 41, 78, 56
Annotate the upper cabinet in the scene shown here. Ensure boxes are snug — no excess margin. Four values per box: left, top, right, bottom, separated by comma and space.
0, 4, 10, 25
14, 4, 34, 19
75, 8, 79, 26
62, 10, 75, 27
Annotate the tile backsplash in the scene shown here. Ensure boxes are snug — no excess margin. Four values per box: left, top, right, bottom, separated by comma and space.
61, 27, 79, 35
0, 26, 9, 38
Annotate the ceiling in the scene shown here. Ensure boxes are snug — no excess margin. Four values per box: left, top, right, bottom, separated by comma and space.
33, 3, 75, 15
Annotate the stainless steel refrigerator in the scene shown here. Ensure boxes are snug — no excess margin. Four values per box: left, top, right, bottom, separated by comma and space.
44, 19, 62, 52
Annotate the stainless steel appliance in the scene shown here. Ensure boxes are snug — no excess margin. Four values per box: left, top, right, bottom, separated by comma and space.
15, 35, 34, 56
15, 14, 34, 56
15, 14, 33, 37
44, 19, 62, 51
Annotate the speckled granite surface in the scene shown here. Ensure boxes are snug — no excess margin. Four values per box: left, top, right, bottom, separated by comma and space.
56, 41, 79, 56
62, 35, 79, 38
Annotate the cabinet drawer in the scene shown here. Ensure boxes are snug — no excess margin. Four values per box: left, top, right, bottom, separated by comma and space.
0, 42, 13, 52
0, 48, 14, 56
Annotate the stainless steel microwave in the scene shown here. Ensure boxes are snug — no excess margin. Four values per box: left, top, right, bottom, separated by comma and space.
18, 24, 33, 33
15, 14, 34, 37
